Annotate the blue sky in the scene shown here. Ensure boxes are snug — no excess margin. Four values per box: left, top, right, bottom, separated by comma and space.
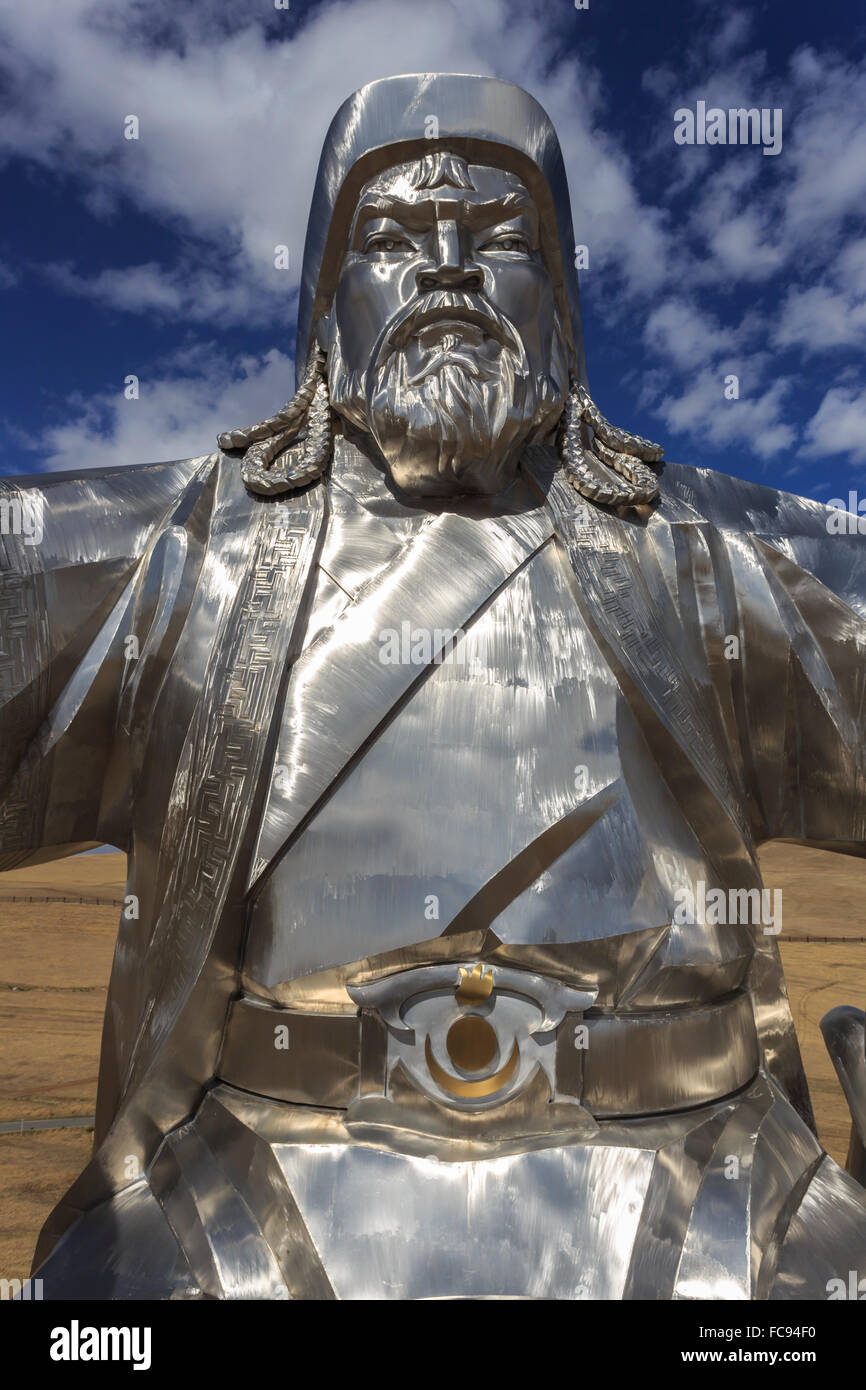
1, 0, 864, 503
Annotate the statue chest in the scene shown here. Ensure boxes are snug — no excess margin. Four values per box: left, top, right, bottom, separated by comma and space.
242, 520, 755, 1002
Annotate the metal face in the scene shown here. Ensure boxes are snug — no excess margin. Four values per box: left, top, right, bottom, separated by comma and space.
3, 72, 866, 1301
295, 73, 590, 386
327, 157, 568, 497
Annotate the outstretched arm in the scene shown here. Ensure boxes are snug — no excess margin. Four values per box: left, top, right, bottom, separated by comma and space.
717, 481, 866, 1180
0, 458, 208, 868
696, 474, 866, 855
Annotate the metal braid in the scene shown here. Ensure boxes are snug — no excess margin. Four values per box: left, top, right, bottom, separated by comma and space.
240, 379, 332, 497
575, 382, 664, 464
557, 380, 663, 508
216, 346, 327, 452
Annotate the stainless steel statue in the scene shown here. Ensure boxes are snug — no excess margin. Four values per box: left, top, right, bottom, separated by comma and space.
2, 74, 865, 1300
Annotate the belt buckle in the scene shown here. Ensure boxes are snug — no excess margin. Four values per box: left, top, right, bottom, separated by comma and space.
348, 963, 596, 1110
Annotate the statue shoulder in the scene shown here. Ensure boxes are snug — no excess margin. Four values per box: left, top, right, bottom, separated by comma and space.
659, 460, 866, 616
660, 460, 833, 539
2, 452, 216, 516
0, 453, 220, 575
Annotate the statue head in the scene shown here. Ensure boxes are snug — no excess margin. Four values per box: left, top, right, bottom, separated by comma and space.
326, 151, 569, 495
219, 75, 663, 507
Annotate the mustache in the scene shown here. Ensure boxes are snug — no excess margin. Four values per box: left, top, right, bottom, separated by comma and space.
376, 289, 519, 364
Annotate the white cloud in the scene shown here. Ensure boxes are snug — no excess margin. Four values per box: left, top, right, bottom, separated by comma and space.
703, 210, 786, 283
653, 365, 796, 460
41, 258, 294, 327
639, 295, 794, 462
781, 47, 866, 244
836, 237, 866, 294
707, 10, 754, 64
641, 33, 866, 295
643, 298, 739, 369
775, 284, 866, 353
629, 15, 866, 470
33, 346, 293, 472
801, 384, 866, 464
773, 237, 866, 354
0, 0, 674, 319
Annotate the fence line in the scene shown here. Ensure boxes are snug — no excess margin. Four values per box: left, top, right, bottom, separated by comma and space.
0, 1115, 95, 1134
794, 934, 866, 943
0, 895, 124, 906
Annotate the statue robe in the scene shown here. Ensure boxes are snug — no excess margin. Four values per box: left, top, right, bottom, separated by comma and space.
2, 440, 865, 1296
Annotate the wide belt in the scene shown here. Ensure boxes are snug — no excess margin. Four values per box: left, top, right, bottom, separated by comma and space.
217, 988, 759, 1119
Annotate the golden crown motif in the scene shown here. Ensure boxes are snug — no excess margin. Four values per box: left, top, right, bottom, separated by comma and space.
455, 962, 494, 1005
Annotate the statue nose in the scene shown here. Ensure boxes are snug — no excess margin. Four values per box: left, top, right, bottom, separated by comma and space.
417, 266, 484, 292
417, 218, 483, 293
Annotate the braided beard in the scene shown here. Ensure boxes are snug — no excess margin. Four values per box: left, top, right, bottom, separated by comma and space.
328, 291, 565, 496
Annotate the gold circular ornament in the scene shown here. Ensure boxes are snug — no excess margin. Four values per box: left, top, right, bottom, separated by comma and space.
445, 1015, 498, 1073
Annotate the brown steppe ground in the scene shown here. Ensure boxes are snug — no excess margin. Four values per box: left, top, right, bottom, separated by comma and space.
1, 843, 865, 1284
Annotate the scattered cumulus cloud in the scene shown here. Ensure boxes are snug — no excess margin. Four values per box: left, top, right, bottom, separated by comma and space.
0, 0, 863, 480
654, 367, 796, 461
41, 258, 295, 328
801, 384, 866, 465
36, 346, 293, 473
